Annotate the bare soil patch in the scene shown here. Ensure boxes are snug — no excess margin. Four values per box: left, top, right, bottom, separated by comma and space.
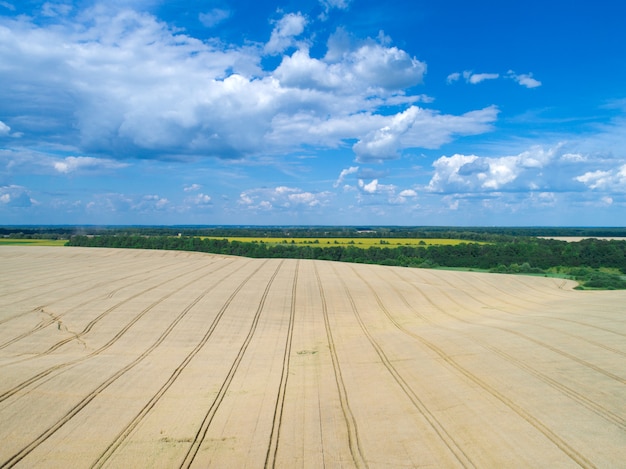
1, 246, 625, 468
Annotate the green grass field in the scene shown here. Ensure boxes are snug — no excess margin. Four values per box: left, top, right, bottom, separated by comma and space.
0, 239, 67, 246
202, 236, 478, 248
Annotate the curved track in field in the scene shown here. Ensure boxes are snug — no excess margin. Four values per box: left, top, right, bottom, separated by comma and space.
263, 260, 298, 469
1, 246, 625, 468
334, 264, 476, 469
313, 263, 368, 469
349, 266, 596, 468
0, 259, 237, 403
90, 260, 267, 469
1, 258, 256, 468
380, 269, 626, 433
179, 260, 284, 469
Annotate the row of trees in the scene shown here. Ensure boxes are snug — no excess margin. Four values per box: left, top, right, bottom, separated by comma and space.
67, 235, 626, 274
7, 225, 626, 242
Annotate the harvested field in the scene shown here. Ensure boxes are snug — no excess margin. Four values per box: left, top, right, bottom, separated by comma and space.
1, 246, 625, 468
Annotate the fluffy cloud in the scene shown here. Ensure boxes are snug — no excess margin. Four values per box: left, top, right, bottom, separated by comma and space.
0, 5, 494, 166
353, 106, 498, 162
353, 179, 420, 207
1, 148, 127, 175
427, 145, 565, 193
184, 183, 202, 192
188, 193, 212, 205
0, 185, 36, 207
357, 178, 396, 195
53, 156, 127, 174
424, 137, 626, 204
264, 12, 307, 54
349, 43, 426, 90
139, 195, 170, 210
334, 166, 359, 187
508, 70, 542, 88
239, 186, 332, 211
463, 71, 499, 84
319, 0, 351, 17
447, 70, 541, 88
446, 72, 460, 84
575, 164, 626, 191
447, 71, 500, 84
274, 40, 426, 93
0, 121, 10, 136
390, 189, 418, 205
360, 179, 381, 194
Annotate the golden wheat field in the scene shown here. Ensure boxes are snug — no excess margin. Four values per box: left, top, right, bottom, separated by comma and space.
1, 246, 625, 468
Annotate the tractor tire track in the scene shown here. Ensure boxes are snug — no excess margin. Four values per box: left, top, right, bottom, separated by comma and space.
381, 269, 626, 432
312, 263, 368, 469
264, 260, 299, 469
431, 269, 620, 330
0, 255, 153, 306
89, 259, 268, 469
0, 258, 208, 352
422, 270, 626, 357
40, 262, 212, 355
0, 256, 190, 327
350, 265, 597, 469
0, 259, 253, 469
421, 270, 626, 384
0, 259, 236, 403
335, 265, 475, 469
179, 260, 284, 469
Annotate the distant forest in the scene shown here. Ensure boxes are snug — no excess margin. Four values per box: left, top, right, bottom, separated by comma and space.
4, 224, 626, 240
65, 231, 626, 290
3, 225, 626, 289
63, 233, 624, 267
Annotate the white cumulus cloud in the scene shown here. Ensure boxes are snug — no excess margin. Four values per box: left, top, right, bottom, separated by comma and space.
427, 145, 564, 193
334, 166, 359, 187
575, 164, 626, 191
508, 70, 542, 88
191, 193, 212, 205
239, 186, 331, 211
357, 178, 395, 195
265, 12, 307, 55
53, 156, 127, 174
0, 4, 499, 170
0, 121, 10, 136
446, 72, 460, 84
463, 71, 499, 84
319, 0, 351, 20
184, 183, 202, 192
354, 106, 498, 162
0, 185, 35, 207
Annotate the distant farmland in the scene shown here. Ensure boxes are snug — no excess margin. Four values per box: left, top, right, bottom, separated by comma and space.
201, 236, 478, 247
0, 238, 66, 246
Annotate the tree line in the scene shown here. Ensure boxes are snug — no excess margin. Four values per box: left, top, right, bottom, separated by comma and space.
66, 235, 626, 289
6, 225, 626, 242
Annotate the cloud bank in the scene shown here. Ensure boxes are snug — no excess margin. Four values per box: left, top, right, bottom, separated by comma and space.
0, 5, 496, 165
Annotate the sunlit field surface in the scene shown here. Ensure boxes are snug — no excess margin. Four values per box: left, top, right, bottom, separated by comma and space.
202, 236, 478, 247
1, 246, 625, 468
0, 239, 66, 246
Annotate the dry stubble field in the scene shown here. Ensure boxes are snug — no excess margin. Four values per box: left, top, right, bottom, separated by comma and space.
1, 246, 625, 468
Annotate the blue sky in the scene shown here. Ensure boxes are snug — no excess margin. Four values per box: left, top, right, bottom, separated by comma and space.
1, 0, 626, 226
